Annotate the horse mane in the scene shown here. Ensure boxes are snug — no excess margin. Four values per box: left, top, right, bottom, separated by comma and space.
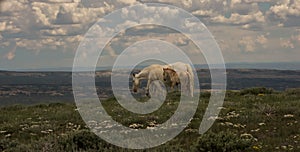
163, 68, 176, 73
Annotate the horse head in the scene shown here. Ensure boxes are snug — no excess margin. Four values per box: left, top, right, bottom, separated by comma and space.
163, 68, 176, 81
132, 72, 140, 93
162, 68, 169, 81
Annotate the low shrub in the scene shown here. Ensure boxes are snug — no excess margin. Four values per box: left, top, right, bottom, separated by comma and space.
284, 88, 300, 96
240, 87, 274, 95
193, 130, 254, 152
59, 130, 113, 151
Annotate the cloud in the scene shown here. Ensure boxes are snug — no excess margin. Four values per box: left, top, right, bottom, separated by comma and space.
0, 21, 6, 31
65, 35, 83, 45
54, 2, 115, 25
291, 29, 300, 44
3, 44, 16, 60
1, 0, 271, 51
16, 39, 43, 52
238, 34, 269, 52
192, 9, 215, 17
41, 28, 68, 36
256, 34, 268, 47
211, 11, 265, 25
268, 0, 300, 26
280, 29, 300, 49
4, 51, 15, 60
55, 5, 75, 24
0, 0, 27, 15
269, 0, 300, 19
116, 0, 138, 5
30, 1, 114, 26
280, 38, 294, 49
238, 36, 256, 52
243, 0, 272, 3
41, 24, 83, 36
140, 0, 225, 14
227, 0, 242, 8
0, 0, 300, 69
140, 0, 192, 9
0, 0, 116, 54
182, 0, 193, 8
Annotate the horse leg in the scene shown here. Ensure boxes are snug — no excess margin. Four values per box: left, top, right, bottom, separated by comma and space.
176, 81, 180, 91
170, 82, 174, 92
146, 79, 151, 97
186, 72, 193, 97
172, 81, 178, 92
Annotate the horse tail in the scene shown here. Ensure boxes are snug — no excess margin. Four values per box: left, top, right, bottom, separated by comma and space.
186, 64, 194, 97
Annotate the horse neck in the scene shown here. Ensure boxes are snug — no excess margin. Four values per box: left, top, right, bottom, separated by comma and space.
136, 70, 149, 79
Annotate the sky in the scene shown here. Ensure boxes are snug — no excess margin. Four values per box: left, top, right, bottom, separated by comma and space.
0, 0, 299, 70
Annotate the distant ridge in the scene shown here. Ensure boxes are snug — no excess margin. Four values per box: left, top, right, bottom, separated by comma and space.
2, 62, 300, 72
226, 62, 300, 70
195, 62, 300, 70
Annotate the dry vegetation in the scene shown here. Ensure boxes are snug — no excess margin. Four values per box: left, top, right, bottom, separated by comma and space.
0, 88, 299, 151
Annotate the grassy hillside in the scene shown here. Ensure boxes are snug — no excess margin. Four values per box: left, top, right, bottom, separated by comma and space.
0, 88, 299, 151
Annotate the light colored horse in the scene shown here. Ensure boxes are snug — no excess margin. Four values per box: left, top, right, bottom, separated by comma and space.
164, 62, 194, 97
132, 64, 165, 96
163, 68, 180, 91
132, 62, 194, 97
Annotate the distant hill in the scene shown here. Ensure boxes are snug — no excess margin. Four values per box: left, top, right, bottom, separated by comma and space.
195, 62, 300, 70
3, 62, 300, 71
0, 69, 299, 106
0, 69, 299, 89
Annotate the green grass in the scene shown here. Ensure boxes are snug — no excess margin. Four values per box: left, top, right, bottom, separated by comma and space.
0, 88, 299, 151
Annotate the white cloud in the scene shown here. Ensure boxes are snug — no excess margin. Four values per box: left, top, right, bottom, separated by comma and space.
0, 0, 299, 67
230, 0, 242, 8
116, 20, 138, 31
239, 36, 256, 52
280, 38, 294, 49
192, 9, 215, 17
116, 0, 138, 5
3, 45, 16, 60
269, 0, 300, 20
47, 0, 74, 2
4, 51, 15, 60
182, 0, 193, 8
267, 0, 300, 27
280, 29, 300, 49
0, 21, 6, 31
211, 11, 265, 25
0, 0, 27, 14
0, 0, 117, 53
31, 5, 52, 27
238, 34, 269, 52
256, 34, 268, 48
65, 35, 83, 44
0, 21, 22, 34
41, 28, 67, 36
291, 30, 300, 44
244, 0, 271, 3
16, 39, 43, 52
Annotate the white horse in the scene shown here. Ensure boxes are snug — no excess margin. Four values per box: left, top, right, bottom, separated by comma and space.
132, 64, 165, 96
162, 67, 180, 91
132, 62, 194, 97
164, 62, 194, 97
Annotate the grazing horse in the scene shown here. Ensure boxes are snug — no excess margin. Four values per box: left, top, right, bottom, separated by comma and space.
165, 62, 194, 97
132, 64, 164, 96
132, 62, 194, 97
163, 68, 180, 91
